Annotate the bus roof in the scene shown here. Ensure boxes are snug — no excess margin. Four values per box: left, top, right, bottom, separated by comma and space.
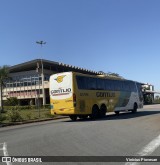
51, 71, 136, 82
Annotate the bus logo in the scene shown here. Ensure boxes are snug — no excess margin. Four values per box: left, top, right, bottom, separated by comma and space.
55, 75, 66, 83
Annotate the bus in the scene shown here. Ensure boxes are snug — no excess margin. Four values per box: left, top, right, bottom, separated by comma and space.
50, 72, 143, 121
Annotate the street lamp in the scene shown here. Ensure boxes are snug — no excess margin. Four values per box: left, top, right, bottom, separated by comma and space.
36, 40, 46, 118
36, 41, 46, 47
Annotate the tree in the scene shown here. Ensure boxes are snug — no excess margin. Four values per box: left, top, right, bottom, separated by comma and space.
99, 71, 124, 79
107, 72, 122, 78
0, 65, 9, 113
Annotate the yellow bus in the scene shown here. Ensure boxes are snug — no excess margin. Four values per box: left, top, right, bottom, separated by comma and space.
50, 72, 143, 121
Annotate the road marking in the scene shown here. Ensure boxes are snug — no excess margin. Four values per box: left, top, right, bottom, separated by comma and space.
137, 134, 160, 156
125, 134, 160, 165
0, 142, 12, 165
3, 142, 9, 157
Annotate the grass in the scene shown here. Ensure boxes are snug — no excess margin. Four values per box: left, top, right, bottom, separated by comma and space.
0, 108, 55, 124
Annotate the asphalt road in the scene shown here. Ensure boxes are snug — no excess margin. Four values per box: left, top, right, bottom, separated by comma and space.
0, 104, 160, 165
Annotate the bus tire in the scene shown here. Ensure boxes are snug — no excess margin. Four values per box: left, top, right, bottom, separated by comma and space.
132, 103, 138, 113
69, 115, 77, 121
100, 104, 107, 117
90, 105, 99, 120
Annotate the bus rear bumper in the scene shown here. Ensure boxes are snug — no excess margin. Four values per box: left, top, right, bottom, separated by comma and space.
51, 108, 75, 115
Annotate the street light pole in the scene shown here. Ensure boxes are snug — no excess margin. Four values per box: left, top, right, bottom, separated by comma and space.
36, 40, 46, 118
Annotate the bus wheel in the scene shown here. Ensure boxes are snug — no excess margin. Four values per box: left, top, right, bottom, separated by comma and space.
69, 115, 77, 121
132, 103, 138, 113
100, 105, 107, 117
90, 105, 99, 120
115, 111, 120, 115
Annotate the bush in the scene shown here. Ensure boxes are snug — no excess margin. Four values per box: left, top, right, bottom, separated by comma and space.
30, 105, 36, 110
4, 106, 20, 111
43, 104, 50, 109
0, 114, 6, 124
7, 109, 23, 122
4, 97, 19, 106
25, 112, 32, 120
4, 104, 51, 111
4, 105, 32, 111
19, 106, 30, 110
44, 111, 54, 118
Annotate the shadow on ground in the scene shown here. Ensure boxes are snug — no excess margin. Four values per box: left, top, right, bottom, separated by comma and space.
63, 110, 160, 122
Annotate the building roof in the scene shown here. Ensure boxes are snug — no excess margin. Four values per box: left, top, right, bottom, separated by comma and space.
9, 59, 101, 75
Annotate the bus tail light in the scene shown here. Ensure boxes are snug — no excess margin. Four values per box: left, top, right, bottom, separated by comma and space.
73, 93, 76, 107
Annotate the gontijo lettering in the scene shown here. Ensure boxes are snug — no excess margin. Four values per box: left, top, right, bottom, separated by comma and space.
50, 88, 71, 96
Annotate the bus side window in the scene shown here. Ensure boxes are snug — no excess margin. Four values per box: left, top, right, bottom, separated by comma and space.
124, 81, 129, 91
104, 79, 108, 90
97, 78, 105, 90
76, 76, 87, 90
114, 80, 120, 91
119, 81, 124, 91
105, 79, 112, 91
88, 77, 96, 90
110, 80, 116, 91
122, 81, 127, 91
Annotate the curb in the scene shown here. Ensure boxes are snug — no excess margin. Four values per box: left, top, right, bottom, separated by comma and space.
0, 116, 68, 128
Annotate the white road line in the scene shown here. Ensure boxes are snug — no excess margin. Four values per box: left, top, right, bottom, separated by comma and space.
3, 142, 9, 157
125, 134, 160, 165
2, 142, 12, 165
137, 134, 160, 156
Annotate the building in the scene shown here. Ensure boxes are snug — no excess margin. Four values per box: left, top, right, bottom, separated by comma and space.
1, 59, 101, 106
1, 59, 158, 106
141, 83, 156, 104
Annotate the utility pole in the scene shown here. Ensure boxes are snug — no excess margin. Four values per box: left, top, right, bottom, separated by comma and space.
36, 41, 46, 118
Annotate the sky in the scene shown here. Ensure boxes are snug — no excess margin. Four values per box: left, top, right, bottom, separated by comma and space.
0, 0, 160, 91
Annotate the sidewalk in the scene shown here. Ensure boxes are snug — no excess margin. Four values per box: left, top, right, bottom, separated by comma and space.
143, 104, 160, 109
